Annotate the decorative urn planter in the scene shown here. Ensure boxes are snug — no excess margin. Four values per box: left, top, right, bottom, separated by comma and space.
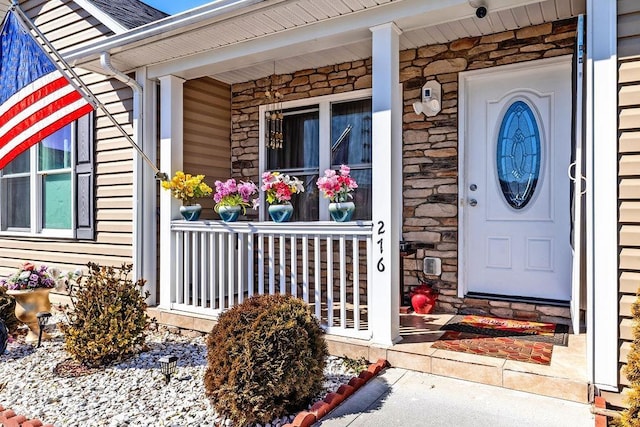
409, 284, 438, 315
217, 205, 241, 222
328, 201, 355, 222
180, 204, 202, 221
268, 203, 294, 223
6, 288, 52, 343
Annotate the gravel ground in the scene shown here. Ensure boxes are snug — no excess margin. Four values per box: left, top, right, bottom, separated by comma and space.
0, 317, 358, 427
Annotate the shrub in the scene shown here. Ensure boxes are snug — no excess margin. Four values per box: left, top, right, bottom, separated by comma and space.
204, 294, 328, 426
61, 263, 149, 367
622, 288, 640, 426
0, 287, 18, 334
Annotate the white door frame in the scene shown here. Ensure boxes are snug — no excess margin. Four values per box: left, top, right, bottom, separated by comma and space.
458, 55, 573, 300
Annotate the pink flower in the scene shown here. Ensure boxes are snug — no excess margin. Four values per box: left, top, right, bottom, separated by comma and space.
317, 165, 357, 202
213, 178, 258, 214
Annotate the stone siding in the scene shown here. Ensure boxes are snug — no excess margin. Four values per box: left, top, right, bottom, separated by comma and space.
230, 18, 577, 324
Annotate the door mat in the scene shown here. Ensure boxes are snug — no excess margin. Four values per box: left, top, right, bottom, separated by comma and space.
441, 315, 569, 346
431, 331, 554, 365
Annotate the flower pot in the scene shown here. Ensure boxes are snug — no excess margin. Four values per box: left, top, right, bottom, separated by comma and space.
409, 284, 438, 315
328, 202, 355, 222
268, 203, 293, 222
180, 204, 202, 221
217, 205, 241, 222
6, 288, 51, 343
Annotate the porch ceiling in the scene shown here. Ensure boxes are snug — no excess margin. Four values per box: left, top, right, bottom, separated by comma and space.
66, 0, 585, 84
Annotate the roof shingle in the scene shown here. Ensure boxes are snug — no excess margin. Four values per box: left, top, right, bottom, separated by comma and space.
88, 0, 168, 29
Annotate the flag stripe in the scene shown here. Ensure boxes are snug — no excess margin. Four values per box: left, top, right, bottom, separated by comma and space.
0, 78, 76, 136
0, 95, 92, 157
0, 70, 64, 117
0, 102, 93, 170
0, 75, 70, 129
0, 90, 89, 151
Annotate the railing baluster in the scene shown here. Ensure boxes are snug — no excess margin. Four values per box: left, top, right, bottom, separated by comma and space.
290, 236, 297, 297
340, 235, 346, 329
238, 233, 246, 304
228, 232, 236, 309
218, 231, 226, 310
367, 234, 373, 331
176, 231, 184, 305
192, 231, 199, 307
314, 236, 321, 321
209, 232, 216, 309
183, 232, 191, 304
302, 236, 309, 303
247, 233, 254, 298
279, 234, 286, 294
200, 232, 207, 308
327, 236, 333, 328
258, 234, 264, 295
268, 234, 275, 295
353, 235, 360, 331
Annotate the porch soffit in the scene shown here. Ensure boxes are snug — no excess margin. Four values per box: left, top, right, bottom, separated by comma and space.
67, 0, 585, 84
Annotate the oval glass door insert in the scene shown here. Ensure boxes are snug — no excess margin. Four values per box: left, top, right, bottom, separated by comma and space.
496, 100, 541, 209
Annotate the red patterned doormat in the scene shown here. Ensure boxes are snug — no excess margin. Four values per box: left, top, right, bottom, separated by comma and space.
430, 315, 569, 365
431, 331, 554, 365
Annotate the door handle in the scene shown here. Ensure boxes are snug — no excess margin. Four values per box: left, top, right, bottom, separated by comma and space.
469, 199, 478, 207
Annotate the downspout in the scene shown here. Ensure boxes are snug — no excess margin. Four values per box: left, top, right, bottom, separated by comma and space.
99, 52, 147, 298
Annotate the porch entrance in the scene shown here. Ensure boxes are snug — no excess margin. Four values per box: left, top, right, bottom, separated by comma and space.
460, 57, 572, 301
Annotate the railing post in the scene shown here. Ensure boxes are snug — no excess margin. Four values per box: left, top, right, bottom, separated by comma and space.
158, 75, 185, 310
369, 22, 402, 346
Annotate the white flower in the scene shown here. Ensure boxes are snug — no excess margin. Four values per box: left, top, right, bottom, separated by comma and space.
48, 267, 61, 279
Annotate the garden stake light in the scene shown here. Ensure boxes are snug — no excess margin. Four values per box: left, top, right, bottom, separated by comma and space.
159, 355, 178, 384
36, 311, 51, 348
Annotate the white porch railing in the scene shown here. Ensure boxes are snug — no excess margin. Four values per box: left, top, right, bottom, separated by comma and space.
167, 220, 374, 340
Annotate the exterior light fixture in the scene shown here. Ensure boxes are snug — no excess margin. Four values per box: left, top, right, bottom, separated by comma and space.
159, 355, 178, 384
412, 80, 442, 117
36, 311, 51, 348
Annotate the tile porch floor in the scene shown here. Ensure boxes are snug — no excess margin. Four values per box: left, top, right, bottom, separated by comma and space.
325, 313, 590, 404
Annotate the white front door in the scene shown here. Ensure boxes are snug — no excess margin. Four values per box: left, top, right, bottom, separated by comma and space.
461, 57, 572, 301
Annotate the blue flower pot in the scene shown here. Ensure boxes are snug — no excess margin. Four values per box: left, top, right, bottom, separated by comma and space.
328, 202, 355, 222
180, 204, 202, 221
268, 203, 293, 222
217, 205, 241, 222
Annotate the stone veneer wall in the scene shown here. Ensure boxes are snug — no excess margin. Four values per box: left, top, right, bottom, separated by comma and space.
230, 18, 577, 325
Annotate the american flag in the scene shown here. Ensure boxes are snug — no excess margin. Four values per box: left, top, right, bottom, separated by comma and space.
0, 11, 94, 169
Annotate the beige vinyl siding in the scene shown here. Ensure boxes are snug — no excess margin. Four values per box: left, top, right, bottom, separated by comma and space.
0, 0, 136, 276
613, 0, 640, 408
183, 77, 232, 220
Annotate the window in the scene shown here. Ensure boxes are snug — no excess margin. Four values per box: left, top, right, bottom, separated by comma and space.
262, 90, 372, 221
0, 113, 95, 238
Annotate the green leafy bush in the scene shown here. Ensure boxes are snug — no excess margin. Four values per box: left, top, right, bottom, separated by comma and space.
61, 263, 149, 367
204, 294, 328, 426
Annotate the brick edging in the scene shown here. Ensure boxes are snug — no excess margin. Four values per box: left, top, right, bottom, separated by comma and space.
283, 358, 390, 427
0, 404, 54, 427
594, 396, 608, 427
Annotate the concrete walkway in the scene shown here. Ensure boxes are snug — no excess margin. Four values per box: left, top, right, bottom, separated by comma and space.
315, 368, 595, 427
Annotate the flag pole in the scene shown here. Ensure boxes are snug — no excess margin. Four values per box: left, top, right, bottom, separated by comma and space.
10, 2, 167, 181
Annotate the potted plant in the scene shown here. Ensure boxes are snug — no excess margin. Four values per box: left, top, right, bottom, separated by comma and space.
213, 178, 258, 222
0, 262, 56, 343
316, 164, 358, 222
261, 171, 305, 222
161, 171, 213, 221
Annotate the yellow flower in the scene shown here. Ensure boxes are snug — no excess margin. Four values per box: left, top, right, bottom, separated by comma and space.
161, 170, 212, 204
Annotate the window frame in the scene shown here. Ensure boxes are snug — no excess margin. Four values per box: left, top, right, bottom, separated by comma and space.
258, 88, 372, 222
0, 124, 78, 238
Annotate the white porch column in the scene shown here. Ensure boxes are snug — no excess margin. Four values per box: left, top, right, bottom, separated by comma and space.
369, 22, 402, 346
158, 75, 185, 310
586, 0, 618, 391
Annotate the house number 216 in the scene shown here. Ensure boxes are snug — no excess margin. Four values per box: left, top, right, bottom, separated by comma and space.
376, 220, 385, 272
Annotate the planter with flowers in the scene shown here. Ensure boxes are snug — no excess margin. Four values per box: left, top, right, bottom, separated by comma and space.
316, 164, 358, 222
213, 179, 258, 222
161, 171, 213, 221
1, 262, 56, 342
261, 171, 305, 222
